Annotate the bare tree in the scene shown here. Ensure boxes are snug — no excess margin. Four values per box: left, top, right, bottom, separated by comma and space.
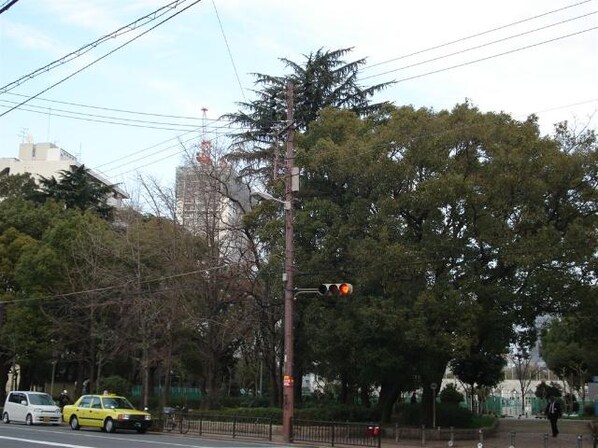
510, 345, 541, 416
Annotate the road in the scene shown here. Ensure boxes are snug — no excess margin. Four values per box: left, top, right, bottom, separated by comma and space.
0, 423, 290, 448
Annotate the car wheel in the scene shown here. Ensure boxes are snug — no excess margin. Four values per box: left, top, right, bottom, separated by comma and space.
25, 414, 33, 426
70, 416, 80, 430
2, 412, 9, 424
104, 418, 115, 433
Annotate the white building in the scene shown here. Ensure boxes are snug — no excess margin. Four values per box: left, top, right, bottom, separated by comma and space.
175, 148, 250, 259
0, 142, 127, 206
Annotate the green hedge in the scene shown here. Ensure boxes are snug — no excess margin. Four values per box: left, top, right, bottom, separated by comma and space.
398, 403, 474, 428
187, 405, 381, 424
295, 405, 381, 422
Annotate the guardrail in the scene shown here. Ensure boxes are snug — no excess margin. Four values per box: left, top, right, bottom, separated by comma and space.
293, 419, 382, 447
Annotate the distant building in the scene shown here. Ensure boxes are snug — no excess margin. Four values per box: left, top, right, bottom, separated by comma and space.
175, 147, 250, 259
0, 142, 127, 207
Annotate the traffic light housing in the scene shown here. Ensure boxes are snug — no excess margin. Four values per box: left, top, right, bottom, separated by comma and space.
318, 283, 353, 296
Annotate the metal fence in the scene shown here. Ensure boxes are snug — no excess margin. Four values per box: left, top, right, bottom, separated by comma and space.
293, 419, 382, 447
160, 411, 273, 441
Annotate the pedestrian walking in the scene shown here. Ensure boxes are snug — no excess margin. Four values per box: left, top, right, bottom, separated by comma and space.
545, 396, 562, 437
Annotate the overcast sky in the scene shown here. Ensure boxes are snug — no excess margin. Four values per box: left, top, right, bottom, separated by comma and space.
0, 0, 596, 192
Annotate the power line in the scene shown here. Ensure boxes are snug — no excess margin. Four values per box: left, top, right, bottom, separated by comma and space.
0, 100, 204, 132
362, 26, 598, 81
110, 96, 597, 178
0, 0, 194, 95
363, 11, 596, 80
94, 121, 244, 173
3, 237, 590, 306
100, 134, 210, 175
0, 98, 245, 132
363, 0, 594, 70
4, 91, 225, 122
0, 0, 204, 119
0, 0, 19, 15
1, 262, 241, 305
211, 0, 246, 100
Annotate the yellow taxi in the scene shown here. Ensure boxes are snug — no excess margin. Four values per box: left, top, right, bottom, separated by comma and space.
62, 394, 152, 433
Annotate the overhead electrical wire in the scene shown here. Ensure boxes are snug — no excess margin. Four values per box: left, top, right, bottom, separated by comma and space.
362, 26, 598, 81
0, 0, 195, 95
211, 0, 246, 100
363, 11, 596, 79
0, 0, 203, 119
0, 100, 203, 132
3, 1, 592, 181
4, 91, 225, 122
363, 0, 594, 70
4, 2, 592, 131
100, 133, 222, 176
4, 236, 591, 305
0, 98, 244, 132
1, 262, 242, 305
94, 131, 198, 170
97, 95, 598, 180
0, 0, 19, 15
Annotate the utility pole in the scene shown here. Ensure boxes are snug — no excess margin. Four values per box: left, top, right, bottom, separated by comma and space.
282, 81, 295, 443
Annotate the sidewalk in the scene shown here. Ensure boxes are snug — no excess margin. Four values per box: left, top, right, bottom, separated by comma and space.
282, 419, 597, 448
378, 418, 597, 448
385, 431, 595, 448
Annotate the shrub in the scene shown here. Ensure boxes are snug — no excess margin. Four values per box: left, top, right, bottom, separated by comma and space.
98, 375, 130, 396
535, 381, 562, 399
295, 405, 380, 422
439, 384, 464, 404
190, 406, 282, 422
583, 403, 595, 417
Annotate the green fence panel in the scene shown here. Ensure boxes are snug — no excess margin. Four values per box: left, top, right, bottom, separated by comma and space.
131, 385, 201, 400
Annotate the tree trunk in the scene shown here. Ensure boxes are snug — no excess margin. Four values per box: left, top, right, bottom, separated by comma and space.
0, 358, 9, 403
142, 344, 149, 409
378, 381, 401, 423
420, 358, 447, 427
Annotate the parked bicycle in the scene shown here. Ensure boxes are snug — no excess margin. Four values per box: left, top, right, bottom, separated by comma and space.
163, 407, 190, 434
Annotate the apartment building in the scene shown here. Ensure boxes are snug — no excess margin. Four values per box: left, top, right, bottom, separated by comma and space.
0, 142, 127, 206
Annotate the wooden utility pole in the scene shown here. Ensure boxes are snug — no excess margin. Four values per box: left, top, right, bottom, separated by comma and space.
282, 81, 295, 443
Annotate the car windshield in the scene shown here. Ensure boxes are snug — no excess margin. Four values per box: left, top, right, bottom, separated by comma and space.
101, 397, 135, 410
28, 394, 55, 405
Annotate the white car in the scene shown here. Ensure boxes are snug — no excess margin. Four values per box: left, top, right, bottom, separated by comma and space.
2, 391, 62, 425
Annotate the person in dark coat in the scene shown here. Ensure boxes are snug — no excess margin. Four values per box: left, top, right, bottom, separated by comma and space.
58, 390, 70, 410
82, 378, 90, 394
545, 396, 562, 437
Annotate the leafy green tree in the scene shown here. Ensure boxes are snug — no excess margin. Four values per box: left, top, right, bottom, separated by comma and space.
225, 47, 392, 181
541, 310, 598, 402
225, 47, 394, 408
0, 172, 38, 199
535, 380, 562, 399
439, 383, 464, 404
0, 198, 77, 395
293, 104, 596, 424
451, 347, 506, 413
37, 165, 116, 220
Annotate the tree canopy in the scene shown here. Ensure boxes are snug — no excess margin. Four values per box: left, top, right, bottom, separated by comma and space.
290, 104, 596, 422
224, 47, 392, 183
0, 47, 596, 423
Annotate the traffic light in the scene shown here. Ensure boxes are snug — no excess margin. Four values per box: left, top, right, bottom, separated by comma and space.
318, 283, 353, 296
